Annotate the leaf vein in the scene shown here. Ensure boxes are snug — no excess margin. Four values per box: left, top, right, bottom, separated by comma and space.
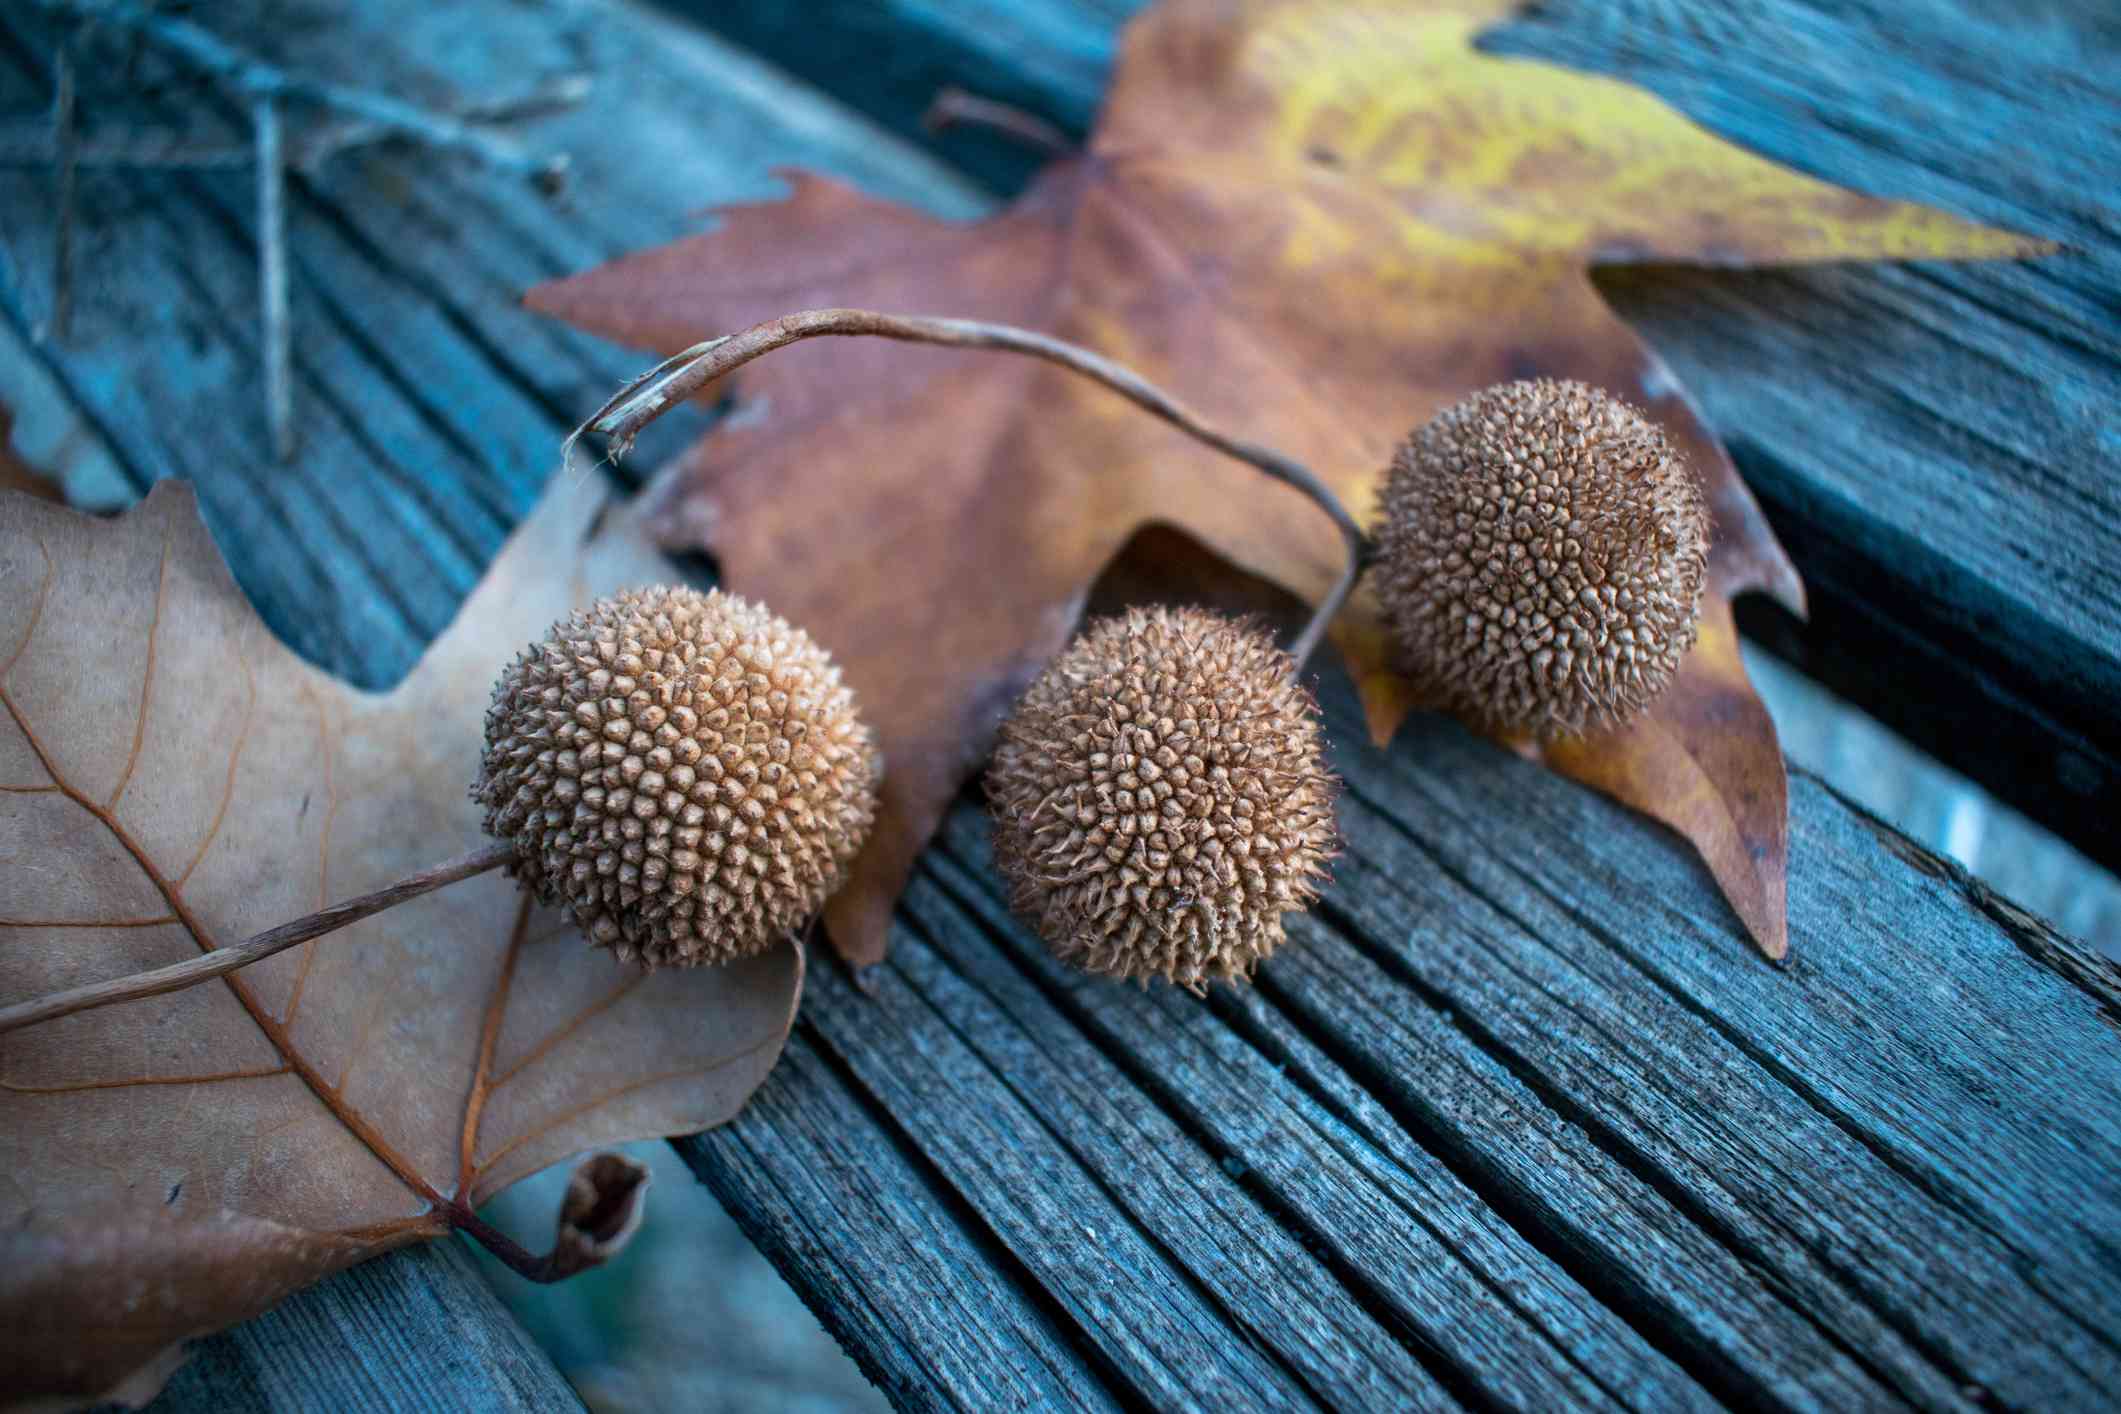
468, 1032, 782, 1199
331, 983, 393, 1097
455, 895, 534, 1203
0, 535, 53, 683
282, 677, 336, 1025
1, 1063, 292, 1094
177, 643, 257, 891
492, 972, 644, 1091
106, 523, 170, 813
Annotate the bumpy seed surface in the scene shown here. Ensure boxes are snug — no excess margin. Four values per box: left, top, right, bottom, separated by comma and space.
475, 585, 879, 968
987, 606, 1337, 990
1374, 379, 1709, 738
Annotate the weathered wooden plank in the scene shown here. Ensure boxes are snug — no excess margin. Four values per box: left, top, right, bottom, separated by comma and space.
674, 0, 2121, 874
1305, 694, 2121, 1404
785, 943, 1377, 1409
898, 843, 1712, 1411
685, 1034, 1128, 1413
0, 0, 984, 688
679, 683, 2121, 1410
149, 1237, 584, 1413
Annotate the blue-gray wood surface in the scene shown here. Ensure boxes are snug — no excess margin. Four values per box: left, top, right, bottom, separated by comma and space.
144, 1239, 584, 1414
1, 0, 2116, 1409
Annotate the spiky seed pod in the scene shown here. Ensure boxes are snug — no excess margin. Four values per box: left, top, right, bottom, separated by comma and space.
987, 606, 1337, 991
474, 586, 879, 969
1374, 379, 1709, 739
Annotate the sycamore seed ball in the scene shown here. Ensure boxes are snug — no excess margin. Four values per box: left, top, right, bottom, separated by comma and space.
1374, 379, 1709, 739
475, 585, 880, 969
987, 606, 1337, 991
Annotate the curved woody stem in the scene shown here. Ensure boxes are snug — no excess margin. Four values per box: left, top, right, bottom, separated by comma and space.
565, 308, 1370, 672
0, 314, 1368, 1039
0, 843, 514, 1037
922, 86, 1074, 156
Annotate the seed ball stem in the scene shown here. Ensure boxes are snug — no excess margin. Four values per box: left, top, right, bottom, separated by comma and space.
0, 843, 515, 1037
565, 307, 1369, 672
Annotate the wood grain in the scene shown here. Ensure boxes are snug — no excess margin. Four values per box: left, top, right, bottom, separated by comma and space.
152, 1238, 584, 1413
682, 685, 2121, 1410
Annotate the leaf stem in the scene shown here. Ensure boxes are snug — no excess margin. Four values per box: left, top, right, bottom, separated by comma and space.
922, 86, 1074, 156
443, 1150, 650, 1283
447, 1201, 569, 1282
569, 308, 1370, 671
0, 842, 514, 1036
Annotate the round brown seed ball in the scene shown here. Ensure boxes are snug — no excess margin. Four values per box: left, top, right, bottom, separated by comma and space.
474, 585, 879, 968
1374, 379, 1708, 738
987, 606, 1337, 990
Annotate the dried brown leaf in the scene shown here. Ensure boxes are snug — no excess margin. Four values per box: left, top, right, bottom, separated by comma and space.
0, 1209, 367, 1412
527, 0, 2043, 963
1541, 599, 1789, 958
0, 476, 800, 1403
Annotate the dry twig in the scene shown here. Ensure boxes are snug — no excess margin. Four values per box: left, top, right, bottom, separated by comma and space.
34, 0, 570, 186
0, 843, 515, 1037
569, 308, 1371, 671
0, 75, 590, 171
923, 85, 1073, 156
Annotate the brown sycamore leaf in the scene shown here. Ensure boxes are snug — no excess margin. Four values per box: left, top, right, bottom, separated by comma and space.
0, 476, 799, 1407
527, 0, 2045, 964
1541, 598, 1788, 956
0, 1209, 370, 1412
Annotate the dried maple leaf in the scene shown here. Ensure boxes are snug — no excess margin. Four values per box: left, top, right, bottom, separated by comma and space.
526, 0, 2045, 965
0, 477, 800, 1407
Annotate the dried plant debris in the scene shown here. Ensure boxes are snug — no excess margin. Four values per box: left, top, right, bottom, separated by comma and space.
20, 0, 577, 457
0, 477, 800, 1407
